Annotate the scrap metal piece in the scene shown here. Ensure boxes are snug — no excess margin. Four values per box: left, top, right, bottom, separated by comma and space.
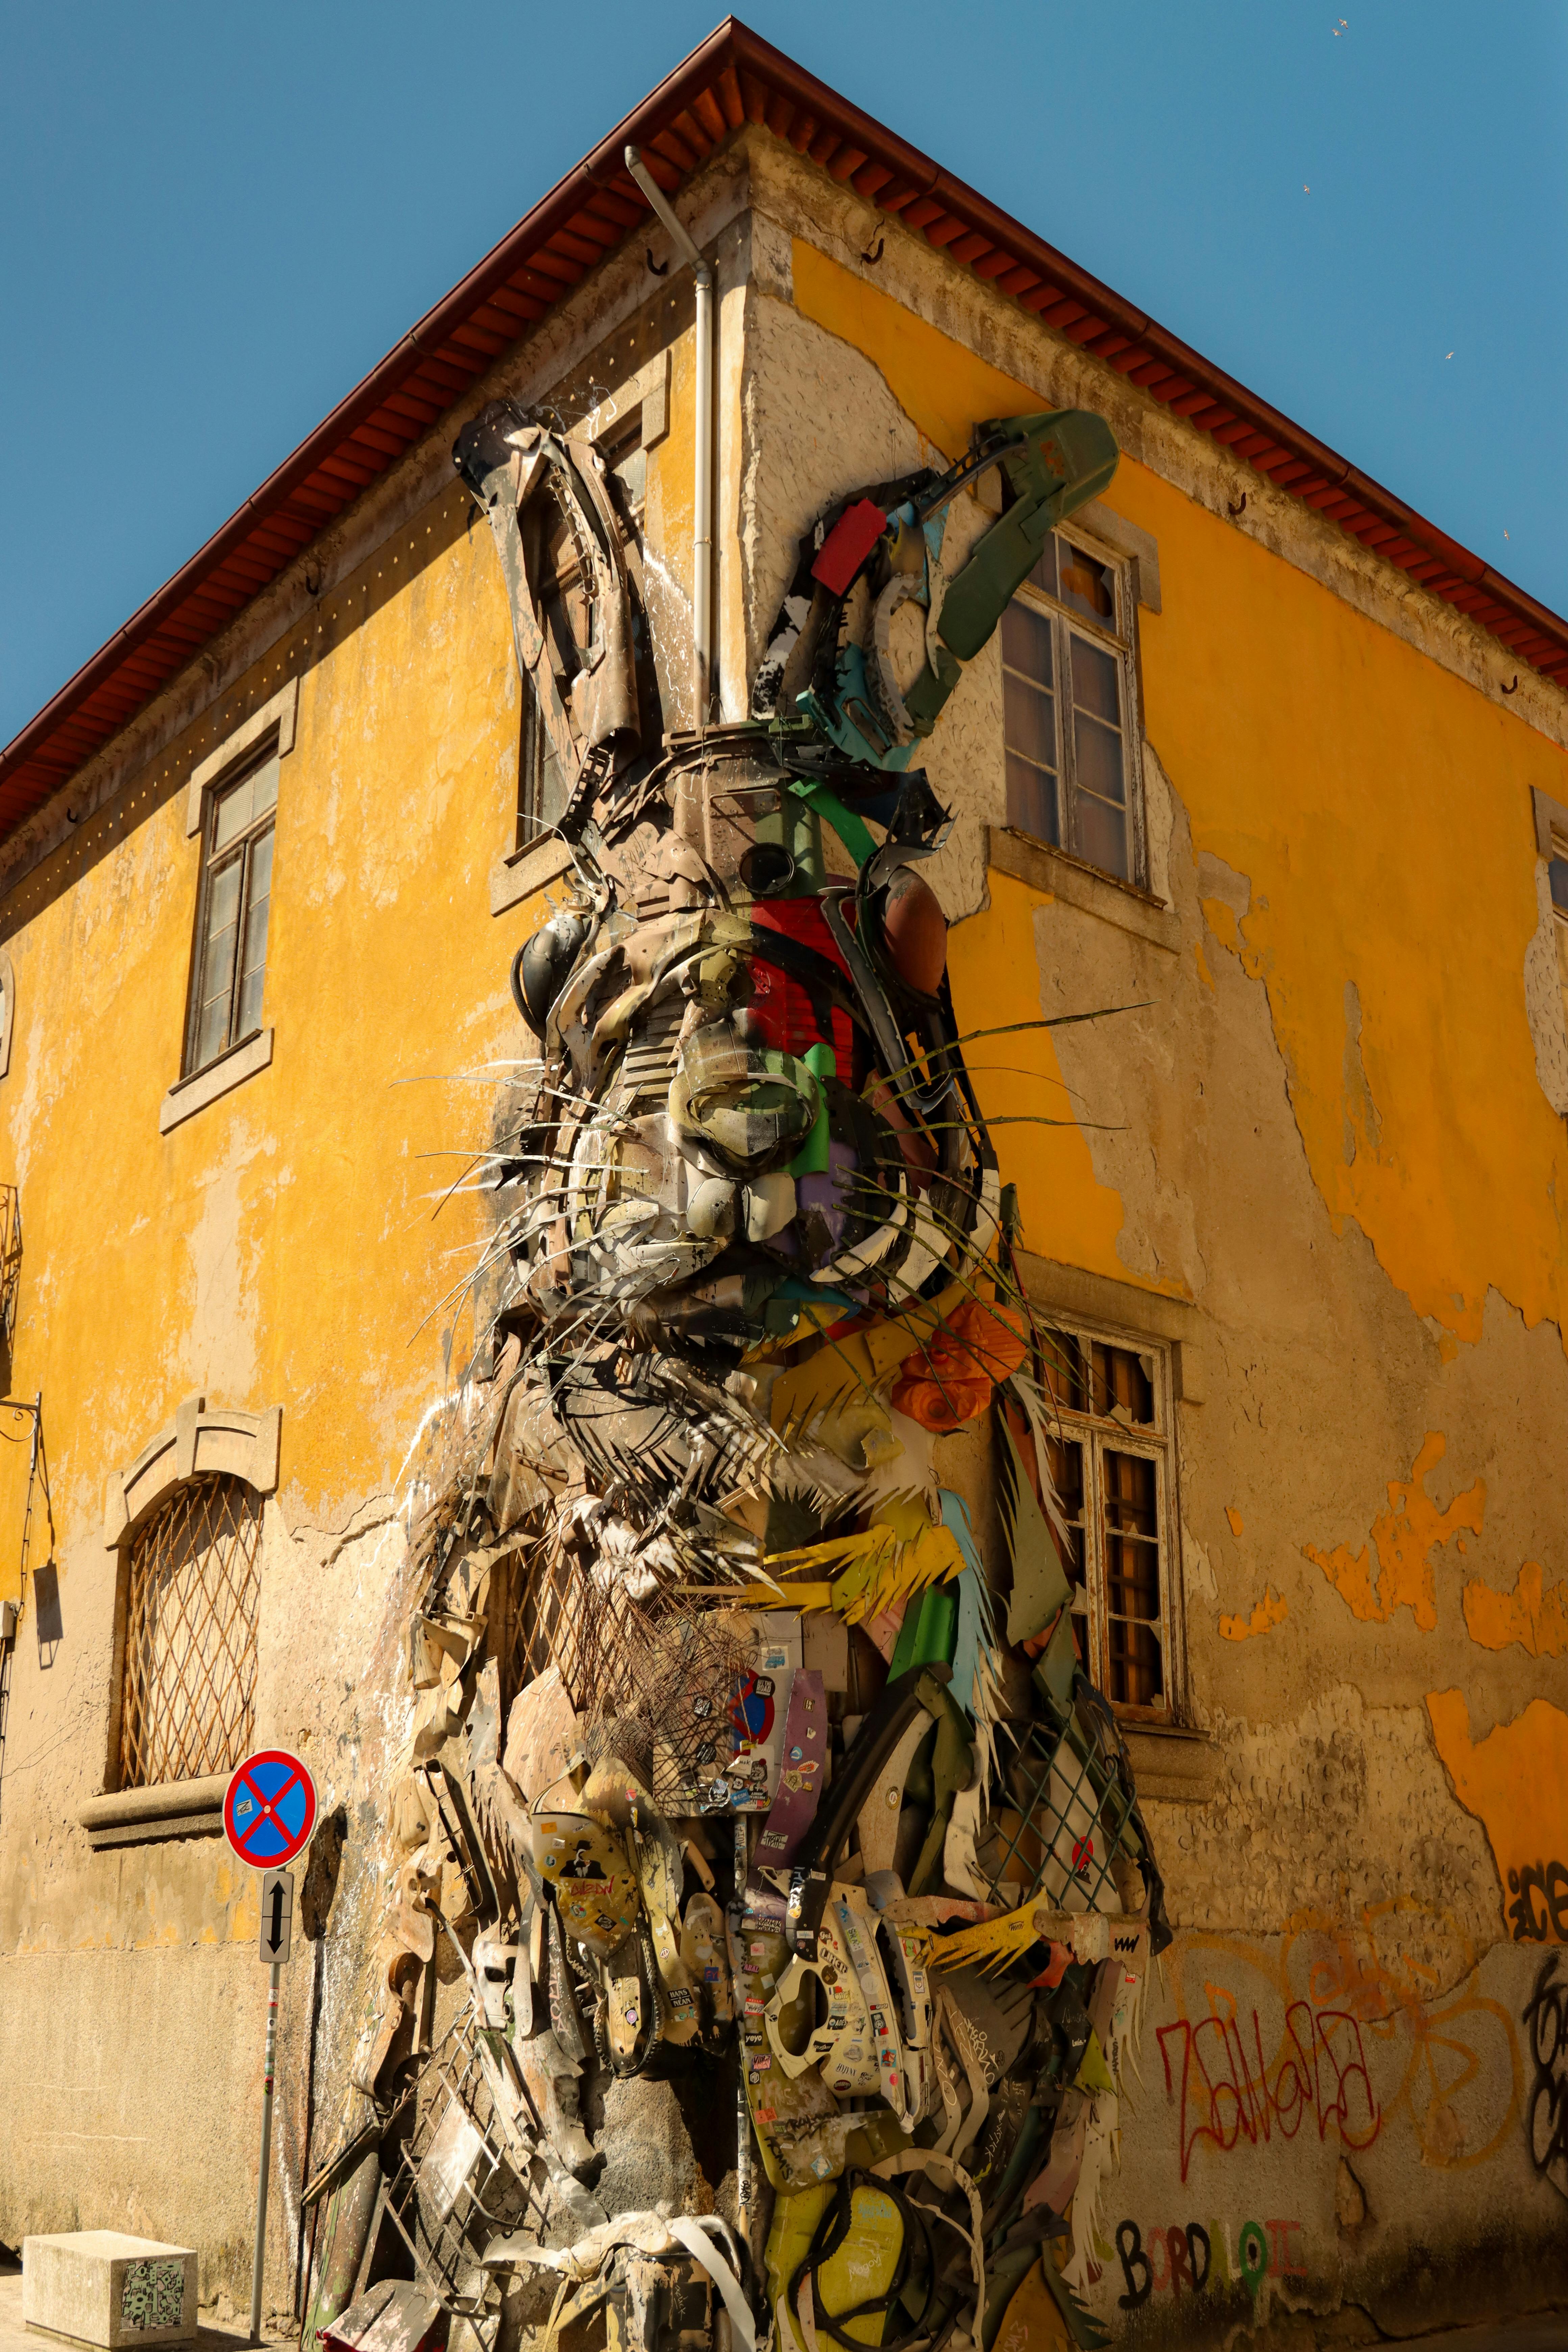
315, 2279, 446, 2352
784, 1664, 951, 1959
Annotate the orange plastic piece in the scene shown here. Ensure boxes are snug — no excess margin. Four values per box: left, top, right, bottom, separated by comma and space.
891, 1299, 1030, 1432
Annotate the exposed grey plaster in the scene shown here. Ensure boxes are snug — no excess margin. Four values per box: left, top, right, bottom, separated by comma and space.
1342, 981, 1384, 1165
1149, 1685, 1501, 1947
1141, 739, 1175, 908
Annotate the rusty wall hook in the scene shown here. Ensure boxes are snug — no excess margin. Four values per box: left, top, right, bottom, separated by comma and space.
304, 563, 324, 598
646, 247, 669, 277
65, 809, 82, 827
1228, 493, 1248, 519
861, 236, 885, 266
1502, 675, 1520, 694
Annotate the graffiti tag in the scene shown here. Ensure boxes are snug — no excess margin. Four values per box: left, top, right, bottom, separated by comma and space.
1116, 2217, 1305, 2309
1524, 1953, 1568, 2201
1158, 2001, 1380, 2183
1508, 1861, 1568, 1944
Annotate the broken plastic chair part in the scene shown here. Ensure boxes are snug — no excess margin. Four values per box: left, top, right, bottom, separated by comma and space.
787, 2167, 938, 2352
752, 409, 1118, 771
765, 1898, 882, 2098
785, 1664, 952, 1958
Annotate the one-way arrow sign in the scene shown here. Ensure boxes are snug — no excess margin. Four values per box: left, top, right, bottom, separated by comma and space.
258, 1868, 294, 1966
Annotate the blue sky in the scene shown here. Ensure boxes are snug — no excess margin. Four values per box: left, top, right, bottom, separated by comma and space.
3, 1, 1564, 745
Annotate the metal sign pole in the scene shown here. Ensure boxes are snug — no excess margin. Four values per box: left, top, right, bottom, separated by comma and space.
250, 1956, 281, 2343
222, 1753, 314, 2350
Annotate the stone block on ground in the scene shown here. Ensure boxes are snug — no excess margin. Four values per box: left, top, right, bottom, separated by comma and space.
22, 2234, 197, 2350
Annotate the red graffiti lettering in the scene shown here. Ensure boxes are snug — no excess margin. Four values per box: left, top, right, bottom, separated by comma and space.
1159, 2002, 1383, 2183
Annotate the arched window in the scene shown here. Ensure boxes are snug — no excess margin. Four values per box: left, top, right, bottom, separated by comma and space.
118, 1472, 263, 1789
103, 1395, 280, 1794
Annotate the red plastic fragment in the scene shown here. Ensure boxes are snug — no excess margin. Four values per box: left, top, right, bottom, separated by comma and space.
811, 498, 888, 594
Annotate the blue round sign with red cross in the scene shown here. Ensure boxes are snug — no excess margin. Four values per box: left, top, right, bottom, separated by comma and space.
224, 1749, 317, 1868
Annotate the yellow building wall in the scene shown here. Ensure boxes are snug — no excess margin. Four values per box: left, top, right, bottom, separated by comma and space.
792, 238, 1568, 1348
0, 491, 552, 1599
787, 235, 1568, 1950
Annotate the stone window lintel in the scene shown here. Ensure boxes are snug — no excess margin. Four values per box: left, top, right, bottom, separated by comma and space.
102, 1395, 282, 1550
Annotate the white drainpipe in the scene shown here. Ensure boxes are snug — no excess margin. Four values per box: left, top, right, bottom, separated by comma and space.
624, 145, 713, 733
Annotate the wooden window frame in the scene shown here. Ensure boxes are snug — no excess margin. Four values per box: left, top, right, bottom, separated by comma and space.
1003, 523, 1147, 889
1034, 1313, 1184, 1724
182, 735, 279, 1079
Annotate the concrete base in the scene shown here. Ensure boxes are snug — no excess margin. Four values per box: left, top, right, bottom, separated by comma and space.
22, 2237, 196, 2351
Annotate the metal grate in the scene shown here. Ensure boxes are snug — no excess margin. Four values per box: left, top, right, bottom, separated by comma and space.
119, 1473, 262, 1788
975, 1674, 1143, 1916
382, 2009, 546, 2335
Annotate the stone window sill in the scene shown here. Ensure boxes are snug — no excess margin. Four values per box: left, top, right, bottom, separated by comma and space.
989, 827, 1180, 953
160, 1028, 273, 1135
1122, 1721, 1221, 1806
79, 1775, 228, 1850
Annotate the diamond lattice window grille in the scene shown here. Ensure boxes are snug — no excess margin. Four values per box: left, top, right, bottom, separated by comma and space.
119, 1472, 263, 1789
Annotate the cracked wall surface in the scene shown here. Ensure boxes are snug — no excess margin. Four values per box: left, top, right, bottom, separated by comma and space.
1, 119, 1566, 2341
737, 134, 1568, 2334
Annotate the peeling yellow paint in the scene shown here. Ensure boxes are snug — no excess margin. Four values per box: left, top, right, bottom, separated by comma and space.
1219, 1583, 1288, 1641
948, 873, 1130, 1285
1304, 1432, 1484, 1631
791, 237, 1568, 1349
1463, 1559, 1568, 1659
1224, 1506, 1245, 1537
1427, 1688, 1568, 1940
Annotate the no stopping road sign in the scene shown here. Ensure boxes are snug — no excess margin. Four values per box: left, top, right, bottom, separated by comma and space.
224, 1749, 317, 1869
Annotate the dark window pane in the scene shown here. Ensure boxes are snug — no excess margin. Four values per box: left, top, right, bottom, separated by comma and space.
1043, 1434, 1087, 1579
1551, 856, 1568, 914
1027, 539, 1058, 600
1103, 1446, 1163, 1706
1106, 1616, 1164, 1708
1059, 545, 1116, 626
1104, 1448, 1158, 1541
1006, 754, 1059, 846
213, 776, 253, 854
1038, 1328, 1085, 1414
1005, 675, 1057, 769
1071, 635, 1122, 726
236, 829, 272, 1040
1075, 789, 1129, 881
1002, 599, 1054, 685
1046, 1432, 1091, 1670
1091, 1344, 1154, 1424
194, 990, 230, 1074
195, 858, 242, 1068
1074, 711, 1126, 810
